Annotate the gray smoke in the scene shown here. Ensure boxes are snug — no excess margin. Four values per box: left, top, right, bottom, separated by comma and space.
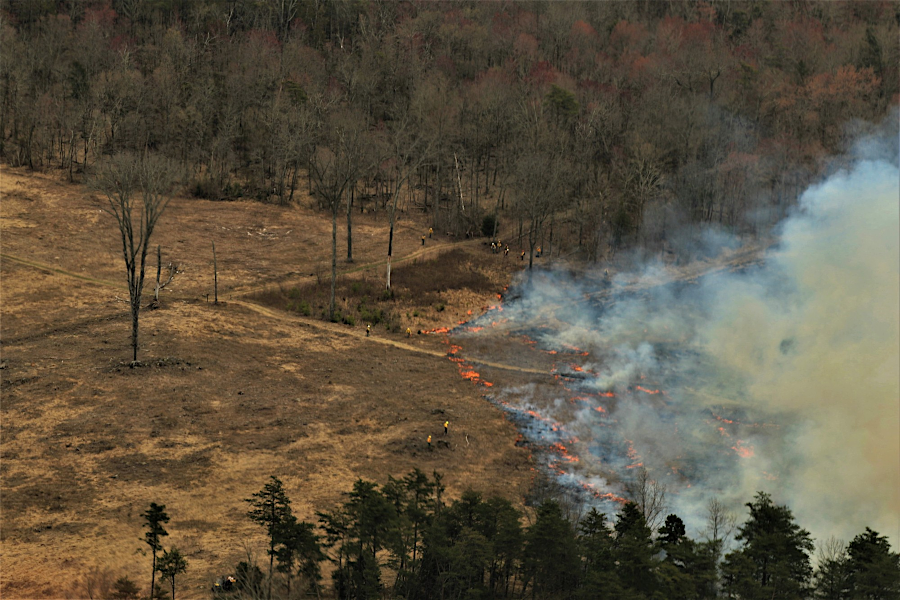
458, 126, 899, 546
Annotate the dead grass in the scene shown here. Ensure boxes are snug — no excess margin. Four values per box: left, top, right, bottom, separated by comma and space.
0, 167, 531, 599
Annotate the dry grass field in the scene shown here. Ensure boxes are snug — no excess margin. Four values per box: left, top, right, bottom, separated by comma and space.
0, 167, 533, 599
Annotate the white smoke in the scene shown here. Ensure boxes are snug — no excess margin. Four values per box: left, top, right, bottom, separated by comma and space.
698, 154, 900, 546
459, 124, 900, 547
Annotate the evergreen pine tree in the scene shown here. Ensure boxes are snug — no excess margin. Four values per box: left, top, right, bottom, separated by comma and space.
846, 528, 900, 600
141, 503, 169, 600
246, 476, 293, 599
722, 492, 814, 599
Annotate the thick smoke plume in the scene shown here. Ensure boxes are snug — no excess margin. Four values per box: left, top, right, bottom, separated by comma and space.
458, 127, 899, 546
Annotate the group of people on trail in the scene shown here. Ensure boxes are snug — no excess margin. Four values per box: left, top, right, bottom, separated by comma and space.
518, 247, 545, 260
490, 240, 509, 256
426, 420, 450, 450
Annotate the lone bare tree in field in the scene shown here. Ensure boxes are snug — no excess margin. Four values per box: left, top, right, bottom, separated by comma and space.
93, 153, 178, 363
308, 112, 361, 321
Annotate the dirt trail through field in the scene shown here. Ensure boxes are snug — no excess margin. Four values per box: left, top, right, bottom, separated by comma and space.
1, 252, 125, 289
2, 245, 550, 376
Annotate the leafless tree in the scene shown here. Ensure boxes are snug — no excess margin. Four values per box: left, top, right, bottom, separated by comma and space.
150, 244, 177, 308
212, 241, 218, 305
308, 111, 362, 320
624, 466, 668, 531
816, 536, 846, 566
814, 536, 849, 596
702, 497, 737, 560
381, 112, 433, 290
92, 152, 178, 363
512, 100, 573, 269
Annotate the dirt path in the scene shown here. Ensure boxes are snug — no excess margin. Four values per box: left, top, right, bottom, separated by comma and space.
2, 244, 552, 377
233, 299, 550, 375
1, 252, 125, 289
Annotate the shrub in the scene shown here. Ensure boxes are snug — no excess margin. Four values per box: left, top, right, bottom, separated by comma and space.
109, 577, 140, 600
223, 182, 245, 199
191, 177, 221, 200
482, 213, 498, 237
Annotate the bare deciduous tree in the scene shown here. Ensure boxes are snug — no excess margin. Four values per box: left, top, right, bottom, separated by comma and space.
93, 152, 178, 363
703, 497, 737, 560
381, 113, 433, 290
624, 466, 668, 531
151, 244, 177, 308
308, 111, 362, 320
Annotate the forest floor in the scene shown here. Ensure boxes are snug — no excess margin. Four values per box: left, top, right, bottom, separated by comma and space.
0, 167, 534, 599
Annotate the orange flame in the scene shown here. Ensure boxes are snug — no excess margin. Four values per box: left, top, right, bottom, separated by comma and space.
635, 385, 661, 394
425, 327, 451, 334
731, 440, 754, 458
580, 482, 628, 504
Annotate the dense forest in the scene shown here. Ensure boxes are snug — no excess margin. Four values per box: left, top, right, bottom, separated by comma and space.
2, 0, 897, 262
119, 471, 900, 600
3, 2, 899, 599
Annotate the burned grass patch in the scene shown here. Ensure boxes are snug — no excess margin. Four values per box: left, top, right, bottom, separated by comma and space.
251, 248, 496, 330
100, 448, 214, 486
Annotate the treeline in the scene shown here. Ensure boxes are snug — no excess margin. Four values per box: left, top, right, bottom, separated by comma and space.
2, 0, 898, 259
127, 470, 896, 600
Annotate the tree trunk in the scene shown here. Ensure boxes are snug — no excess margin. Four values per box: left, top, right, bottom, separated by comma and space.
346, 185, 354, 262
150, 550, 157, 600
548, 215, 554, 259
212, 242, 218, 304
432, 163, 441, 230
154, 245, 162, 302
330, 203, 338, 319
527, 220, 535, 271
288, 163, 297, 203
386, 180, 404, 290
